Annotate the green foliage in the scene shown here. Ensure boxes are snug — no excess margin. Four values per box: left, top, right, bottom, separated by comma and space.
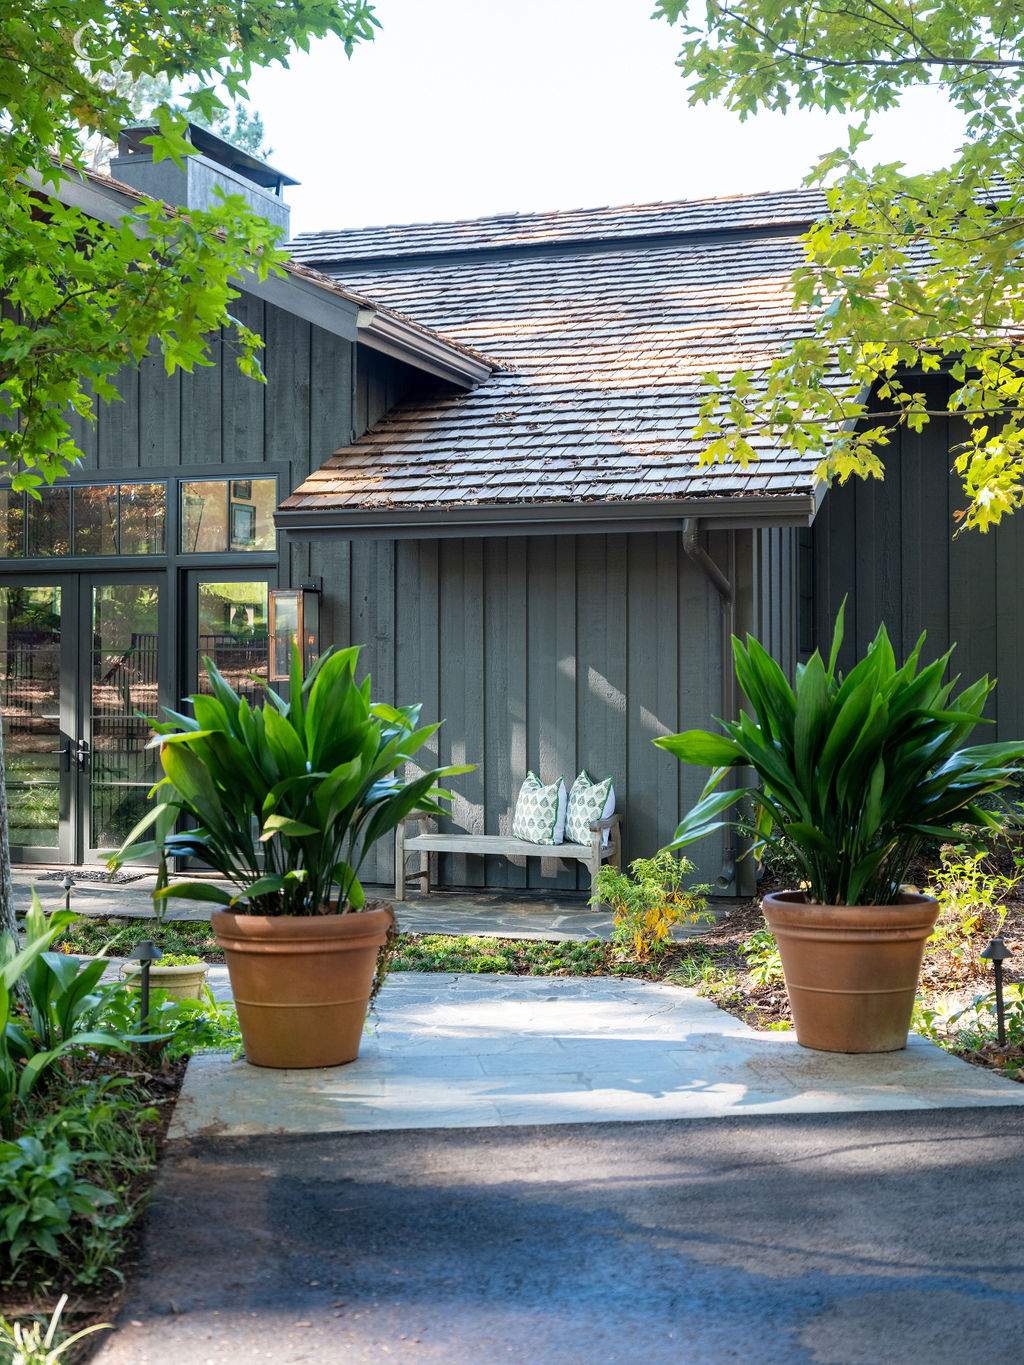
654, 0, 1024, 530
0, 894, 163, 1137
146, 989, 241, 1062
110, 645, 472, 916
0, 1079, 156, 1285
54, 916, 220, 963
594, 849, 712, 960
389, 934, 610, 977
0, 1134, 122, 1267
925, 843, 1020, 976
658, 604, 1024, 904
0, 0, 379, 485
0, 1294, 109, 1363
741, 929, 784, 986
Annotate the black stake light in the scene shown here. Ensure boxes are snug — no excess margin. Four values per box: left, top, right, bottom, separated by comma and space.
981, 936, 1012, 1047
126, 940, 163, 1028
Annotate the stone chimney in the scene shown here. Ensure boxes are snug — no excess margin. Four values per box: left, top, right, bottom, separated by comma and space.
109, 123, 297, 241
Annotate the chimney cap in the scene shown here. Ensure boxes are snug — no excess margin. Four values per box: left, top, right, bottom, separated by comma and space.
117, 121, 299, 193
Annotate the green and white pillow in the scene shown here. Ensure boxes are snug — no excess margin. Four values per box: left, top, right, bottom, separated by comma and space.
565, 770, 615, 845
512, 772, 567, 845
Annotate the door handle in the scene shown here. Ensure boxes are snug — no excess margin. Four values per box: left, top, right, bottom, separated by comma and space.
49, 740, 72, 772
74, 738, 90, 771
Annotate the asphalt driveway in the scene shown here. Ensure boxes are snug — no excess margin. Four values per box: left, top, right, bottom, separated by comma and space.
95, 1107, 1024, 1364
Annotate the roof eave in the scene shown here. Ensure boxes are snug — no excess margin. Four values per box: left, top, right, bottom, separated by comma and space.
276, 492, 817, 541
356, 307, 493, 389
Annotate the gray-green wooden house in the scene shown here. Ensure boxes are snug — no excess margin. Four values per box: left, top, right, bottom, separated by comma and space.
0, 125, 1011, 893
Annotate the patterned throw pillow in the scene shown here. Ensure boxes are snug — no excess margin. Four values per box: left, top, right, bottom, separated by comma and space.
512, 772, 567, 845
565, 770, 615, 845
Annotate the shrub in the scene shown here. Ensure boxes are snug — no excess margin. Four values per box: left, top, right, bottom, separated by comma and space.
658, 604, 1024, 905
594, 850, 712, 961
925, 843, 1020, 978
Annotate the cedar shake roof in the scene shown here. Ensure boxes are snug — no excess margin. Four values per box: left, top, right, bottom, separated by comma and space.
281, 189, 833, 524
288, 188, 826, 264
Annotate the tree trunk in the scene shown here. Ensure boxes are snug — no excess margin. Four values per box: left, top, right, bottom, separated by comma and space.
0, 715, 17, 944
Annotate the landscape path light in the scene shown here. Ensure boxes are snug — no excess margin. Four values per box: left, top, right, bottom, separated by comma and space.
126, 940, 163, 1029
980, 936, 1012, 1047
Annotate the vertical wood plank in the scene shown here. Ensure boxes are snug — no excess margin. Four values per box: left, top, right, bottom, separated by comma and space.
576, 534, 628, 857
138, 342, 180, 468
221, 293, 265, 468
483, 538, 528, 888
96, 365, 140, 471
179, 328, 222, 466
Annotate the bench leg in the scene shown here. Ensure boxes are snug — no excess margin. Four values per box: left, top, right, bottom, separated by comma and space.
395, 825, 405, 902
589, 833, 604, 911
420, 850, 430, 896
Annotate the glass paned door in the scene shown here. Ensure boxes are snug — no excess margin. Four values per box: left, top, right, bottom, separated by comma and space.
82, 577, 165, 860
0, 583, 72, 862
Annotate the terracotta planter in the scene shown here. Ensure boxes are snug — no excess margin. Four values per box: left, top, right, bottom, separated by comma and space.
122, 960, 209, 1002
762, 890, 939, 1054
210, 906, 394, 1069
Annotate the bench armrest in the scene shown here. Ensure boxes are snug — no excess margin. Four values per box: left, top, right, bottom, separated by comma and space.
588, 813, 621, 833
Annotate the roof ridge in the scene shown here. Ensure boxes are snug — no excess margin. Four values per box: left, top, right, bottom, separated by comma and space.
291, 184, 821, 245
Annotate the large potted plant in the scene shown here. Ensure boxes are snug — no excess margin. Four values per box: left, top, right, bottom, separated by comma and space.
656, 607, 1024, 1053
112, 645, 469, 1068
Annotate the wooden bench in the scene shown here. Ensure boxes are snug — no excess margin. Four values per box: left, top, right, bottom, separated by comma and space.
395, 813, 623, 908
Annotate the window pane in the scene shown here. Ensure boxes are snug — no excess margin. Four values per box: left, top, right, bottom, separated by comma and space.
0, 489, 24, 557
228, 478, 277, 552
181, 481, 227, 553
0, 585, 62, 849
197, 580, 269, 705
73, 484, 118, 555
26, 487, 70, 557
120, 483, 165, 555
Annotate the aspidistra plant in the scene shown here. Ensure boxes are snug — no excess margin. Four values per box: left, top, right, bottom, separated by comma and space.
110, 645, 472, 915
656, 604, 1024, 906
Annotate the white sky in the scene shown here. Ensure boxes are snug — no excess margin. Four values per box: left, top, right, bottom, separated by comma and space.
247, 0, 967, 237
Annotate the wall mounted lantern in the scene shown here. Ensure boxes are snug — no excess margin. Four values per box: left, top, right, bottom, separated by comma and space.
268, 579, 322, 681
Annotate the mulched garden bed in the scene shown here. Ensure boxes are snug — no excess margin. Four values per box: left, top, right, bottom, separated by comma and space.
0, 1052, 187, 1351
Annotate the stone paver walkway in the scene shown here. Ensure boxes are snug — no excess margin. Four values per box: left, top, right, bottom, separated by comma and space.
171, 972, 1024, 1139
16, 867, 723, 941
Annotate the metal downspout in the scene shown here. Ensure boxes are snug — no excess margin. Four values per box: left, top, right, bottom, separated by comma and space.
681, 518, 738, 890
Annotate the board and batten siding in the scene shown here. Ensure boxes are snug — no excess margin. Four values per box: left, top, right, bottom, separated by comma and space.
812, 377, 1024, 738
308, 529, 730, 891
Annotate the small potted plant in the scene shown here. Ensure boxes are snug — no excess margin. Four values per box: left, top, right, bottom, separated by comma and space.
117, 855, 210, 1002
656, 605, 1024, 1053
112, 645, 470, 1068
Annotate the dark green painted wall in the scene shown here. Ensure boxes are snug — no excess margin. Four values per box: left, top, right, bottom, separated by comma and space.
306, 530, 731, 890
812, 378, 1023, 737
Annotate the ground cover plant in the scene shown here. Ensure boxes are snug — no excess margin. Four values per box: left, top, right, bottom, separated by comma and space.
0, 893, 244, 1341
53, 917, 220, 963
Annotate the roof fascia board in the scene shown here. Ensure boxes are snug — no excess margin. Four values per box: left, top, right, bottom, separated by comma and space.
35, 167, 361, 343
276, 494, 816, 540
355, 308, 491, 389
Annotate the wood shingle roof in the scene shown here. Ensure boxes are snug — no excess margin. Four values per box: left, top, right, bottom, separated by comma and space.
281, 190, 831, 526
